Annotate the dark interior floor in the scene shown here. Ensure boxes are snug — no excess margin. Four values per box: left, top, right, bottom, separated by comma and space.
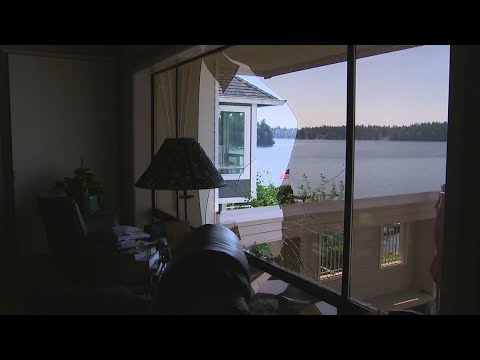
0, 255, 63, 314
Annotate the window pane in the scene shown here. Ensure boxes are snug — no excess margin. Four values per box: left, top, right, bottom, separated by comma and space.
349, 45, 449, 315
219, 110, 245, 175
218, 45, 348, 299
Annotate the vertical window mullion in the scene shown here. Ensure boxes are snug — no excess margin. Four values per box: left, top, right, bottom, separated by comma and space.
150, 74, 156, 220
341, 45, 356, 303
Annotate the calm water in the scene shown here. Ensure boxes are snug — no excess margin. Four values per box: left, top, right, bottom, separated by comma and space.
255, 139, 447, 198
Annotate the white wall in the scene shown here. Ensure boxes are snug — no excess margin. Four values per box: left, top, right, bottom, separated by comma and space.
9, 54, 120, 254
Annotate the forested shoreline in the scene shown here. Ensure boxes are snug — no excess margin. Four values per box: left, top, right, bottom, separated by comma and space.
272, 122, 447, 141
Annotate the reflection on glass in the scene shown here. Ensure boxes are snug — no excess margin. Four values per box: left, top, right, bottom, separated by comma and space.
248, 263, 335, 315
218, 110, 245, 174
219, 47, 347, 298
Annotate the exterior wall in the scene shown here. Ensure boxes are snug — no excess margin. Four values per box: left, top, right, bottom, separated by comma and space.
411, 219, 436, 293
220, 192, 438, 305
8, 54, 120, 255
349, 224, 414, 300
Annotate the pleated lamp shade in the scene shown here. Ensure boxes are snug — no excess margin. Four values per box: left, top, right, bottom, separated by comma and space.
135, 138, 226, 191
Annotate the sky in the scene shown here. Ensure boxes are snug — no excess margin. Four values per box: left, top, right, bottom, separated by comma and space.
239, 45, 450, 129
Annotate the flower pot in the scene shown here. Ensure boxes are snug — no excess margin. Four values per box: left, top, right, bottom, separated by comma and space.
80, 195, 98, 215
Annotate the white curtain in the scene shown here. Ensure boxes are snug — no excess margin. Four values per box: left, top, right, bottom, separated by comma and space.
154, 68, 177, 218
176, 59, 203, 228
154, 59, 213, 227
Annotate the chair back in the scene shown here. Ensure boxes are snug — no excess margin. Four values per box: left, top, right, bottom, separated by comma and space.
38, 195, 88, 266
153, 224, 251, 314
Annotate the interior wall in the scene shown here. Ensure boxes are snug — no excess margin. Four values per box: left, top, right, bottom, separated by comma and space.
441, 45, 480, 314
0, 51, 15, 257
8, 54, 120, 255
133, 68, 153, 229
118, 59, 135, 226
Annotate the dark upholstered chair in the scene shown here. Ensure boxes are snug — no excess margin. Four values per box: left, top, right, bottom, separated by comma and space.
25, 224, 251, 315
38, 195, 118, 285
152, 224, 252, 315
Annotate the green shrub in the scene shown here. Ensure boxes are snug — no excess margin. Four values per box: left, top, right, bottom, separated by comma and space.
277, 184, 295, 204
244, 170, 344, 208
244, 170, 280, 207
249, 243, 274, 260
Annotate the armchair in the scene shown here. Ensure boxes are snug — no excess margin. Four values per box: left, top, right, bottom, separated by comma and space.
25, 223, 252, 314
152, 224, 252, 315
38, 194, 118, 286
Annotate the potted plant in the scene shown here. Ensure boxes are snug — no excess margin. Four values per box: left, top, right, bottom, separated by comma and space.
56, 158, 104, 215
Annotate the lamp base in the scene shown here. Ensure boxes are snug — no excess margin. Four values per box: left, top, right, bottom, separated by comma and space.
177, 190, 193, 221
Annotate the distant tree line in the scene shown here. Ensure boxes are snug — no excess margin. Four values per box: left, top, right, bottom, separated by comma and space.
272, 126, 297, 139
295, 122, 448, 141
257, 119, 275, 147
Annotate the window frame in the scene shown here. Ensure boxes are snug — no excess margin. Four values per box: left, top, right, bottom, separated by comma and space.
147, 44, 451, 315
216, 104, 252, 181
378, 222, 408, 269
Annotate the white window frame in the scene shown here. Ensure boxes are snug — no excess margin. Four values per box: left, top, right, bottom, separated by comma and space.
379, 222, 408, 269
216, 104, 251, 181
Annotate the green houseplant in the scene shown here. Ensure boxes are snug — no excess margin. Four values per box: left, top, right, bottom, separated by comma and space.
56, 159, 104, 215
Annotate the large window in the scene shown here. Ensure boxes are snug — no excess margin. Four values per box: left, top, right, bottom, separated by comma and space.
149, 45, 450, 314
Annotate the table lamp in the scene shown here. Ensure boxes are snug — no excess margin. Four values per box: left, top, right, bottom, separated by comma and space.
135, 137, 226, 221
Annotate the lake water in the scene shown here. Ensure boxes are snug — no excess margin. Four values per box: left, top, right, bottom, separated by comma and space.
255, 139, 447, 199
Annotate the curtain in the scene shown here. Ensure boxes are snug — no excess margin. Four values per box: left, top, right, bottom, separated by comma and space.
153, 59, 214, 227
154, 69, 177, 218
176, 60, 202, 228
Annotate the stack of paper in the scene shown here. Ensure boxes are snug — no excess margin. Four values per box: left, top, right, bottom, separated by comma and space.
134, 246, 157, 261
113, 225, 150, 249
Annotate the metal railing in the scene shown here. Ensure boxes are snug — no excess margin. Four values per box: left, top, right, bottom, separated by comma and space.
318, 232, 344, 278
381, 223, 402, 267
